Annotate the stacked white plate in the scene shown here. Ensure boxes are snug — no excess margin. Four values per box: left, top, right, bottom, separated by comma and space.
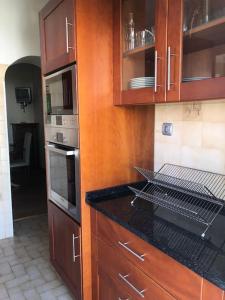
183, 77, 211, 82
129, 77, 155, 89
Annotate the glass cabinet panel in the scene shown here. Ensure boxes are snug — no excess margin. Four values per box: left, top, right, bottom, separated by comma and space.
122, 0, 155, 91
182, 0, 225, 83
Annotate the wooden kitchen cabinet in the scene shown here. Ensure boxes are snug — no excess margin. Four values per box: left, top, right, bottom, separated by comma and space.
91, 209, 225, 300
113, 0, 167, 105
180, 0, 225, 101
201, 279, 224, 300
40, 0, 76, 75
48, 201, 81, 300
98, 268, 133, 300
114, 0, 225, 105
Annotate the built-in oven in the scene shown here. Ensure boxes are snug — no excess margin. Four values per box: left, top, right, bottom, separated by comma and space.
44, 65, 77, 115
46, 143, 80, 222
45, 115, 80, 223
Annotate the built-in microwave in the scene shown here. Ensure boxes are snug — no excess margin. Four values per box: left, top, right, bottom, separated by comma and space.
44, 65, 77, 115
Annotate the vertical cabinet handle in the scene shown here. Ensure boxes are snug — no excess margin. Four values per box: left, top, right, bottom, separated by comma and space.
167, 46, 175, 91
119, 273, 146, 298
72, 234, 80, 263
154, 50, 161, 93
65, 17, 74, 53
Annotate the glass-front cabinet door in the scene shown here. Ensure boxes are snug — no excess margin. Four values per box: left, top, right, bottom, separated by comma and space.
114, 0, 167, 104
181, 0, 225, 100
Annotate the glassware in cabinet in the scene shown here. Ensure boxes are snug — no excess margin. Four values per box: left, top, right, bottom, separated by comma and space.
181, 0, 225, 100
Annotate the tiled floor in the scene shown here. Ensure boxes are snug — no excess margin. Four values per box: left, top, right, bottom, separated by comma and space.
0, 215, 74, 300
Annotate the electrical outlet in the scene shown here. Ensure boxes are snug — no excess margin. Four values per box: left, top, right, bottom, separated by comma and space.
162, 123, 173, 136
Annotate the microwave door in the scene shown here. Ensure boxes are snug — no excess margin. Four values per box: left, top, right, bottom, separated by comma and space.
45, 65, 77, 115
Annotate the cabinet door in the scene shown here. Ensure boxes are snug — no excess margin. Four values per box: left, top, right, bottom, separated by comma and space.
40, 0, 76, 74
114, 0, 167, 105
48, 201, 81, 300
166, 0, 183, 102
65, 216, 82, 300
180, 0, 225, 101
48, 201, 66, 271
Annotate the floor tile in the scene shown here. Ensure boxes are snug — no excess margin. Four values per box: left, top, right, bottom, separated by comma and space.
0, 215, 74, 300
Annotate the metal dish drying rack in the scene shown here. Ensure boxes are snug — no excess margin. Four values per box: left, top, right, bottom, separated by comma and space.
129, 164, 225, 238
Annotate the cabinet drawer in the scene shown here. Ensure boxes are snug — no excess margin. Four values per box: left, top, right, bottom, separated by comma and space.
97, 211, 201, 300
98, 238, 176, 300
98, 267, 133, 300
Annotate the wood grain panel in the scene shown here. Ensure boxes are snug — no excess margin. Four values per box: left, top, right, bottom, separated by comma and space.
98, 268, 133, 300
97, 211, 202, 300
75, 0, 155, 299
40, 0, 76, 74
154, 0, 168, 103
180, 77, 225, 101
201, 279, 224, 300
98, 238, 176, 300
48, 201, 81, 299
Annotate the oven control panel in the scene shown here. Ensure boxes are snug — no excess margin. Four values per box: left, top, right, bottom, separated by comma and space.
45, 127, 79, 148
45, 115, 79, 148
46, 115, 79, 129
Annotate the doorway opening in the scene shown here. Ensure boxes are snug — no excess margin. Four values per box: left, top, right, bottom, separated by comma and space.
5, 56, 47, 220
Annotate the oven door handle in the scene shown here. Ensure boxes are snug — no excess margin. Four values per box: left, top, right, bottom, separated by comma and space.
46, 144, 76, 156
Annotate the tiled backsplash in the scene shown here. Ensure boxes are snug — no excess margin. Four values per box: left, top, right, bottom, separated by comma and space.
0, 64, 13, 239
154, 101, 225, 175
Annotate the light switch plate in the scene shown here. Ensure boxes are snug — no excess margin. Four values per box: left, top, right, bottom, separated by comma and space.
162, 123, 173, 136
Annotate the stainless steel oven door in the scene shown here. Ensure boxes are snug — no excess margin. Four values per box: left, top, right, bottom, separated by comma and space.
46, 143, 80, 222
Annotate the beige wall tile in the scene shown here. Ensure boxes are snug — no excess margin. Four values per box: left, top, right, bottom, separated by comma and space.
202, 101, 225, 122
155, 121, 182, 145
202, 122, 225, 150
155, 103, 183, 122
154, 142, 181, 171
181, 122, 202, 148
155, 101, 225, 175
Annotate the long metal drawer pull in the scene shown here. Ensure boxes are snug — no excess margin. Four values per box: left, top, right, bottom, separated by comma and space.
167, 46, 175, 91
118, 298, 130, 300
65, 17, 74, 53
72, 234, 80, 263
118, 241, 145, 262
119, 273, 146, 298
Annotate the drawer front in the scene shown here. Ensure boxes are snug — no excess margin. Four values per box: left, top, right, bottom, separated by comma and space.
99, 267, 133, 300
98, 238, 176, 300
97, 211, 201, 300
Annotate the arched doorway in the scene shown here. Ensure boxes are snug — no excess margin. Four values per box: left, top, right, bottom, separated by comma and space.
5, 56, 47, 220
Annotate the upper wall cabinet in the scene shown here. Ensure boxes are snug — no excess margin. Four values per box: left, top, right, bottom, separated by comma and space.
114, 0, 225, 105
113, 0, 168, 105
180, 0, 225, 101
40, 0, 76, 75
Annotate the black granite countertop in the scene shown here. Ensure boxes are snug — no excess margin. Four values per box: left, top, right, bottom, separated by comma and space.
86, 182, 225, 291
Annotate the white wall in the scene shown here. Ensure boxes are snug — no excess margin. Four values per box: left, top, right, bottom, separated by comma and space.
154, 101, 225, 175
0, 0, 48, 65
6, 64, 37, 142
5, 63, 45, 167
0, 0, 48, 239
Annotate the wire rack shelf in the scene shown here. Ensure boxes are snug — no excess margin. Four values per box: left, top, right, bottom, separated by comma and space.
129, 164, 225, 238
